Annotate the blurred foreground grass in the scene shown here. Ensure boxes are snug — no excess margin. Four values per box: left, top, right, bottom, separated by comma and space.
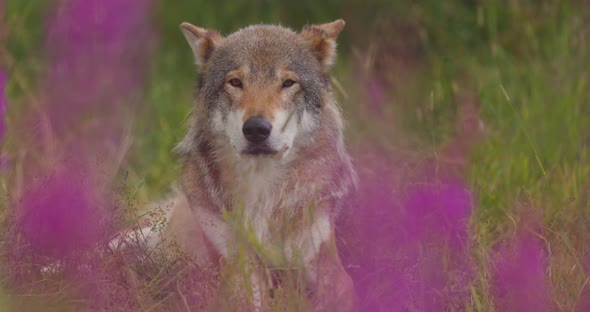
2, 0, 590, 310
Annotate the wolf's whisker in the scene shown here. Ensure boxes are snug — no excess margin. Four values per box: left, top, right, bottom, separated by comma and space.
281, 110, 296, 133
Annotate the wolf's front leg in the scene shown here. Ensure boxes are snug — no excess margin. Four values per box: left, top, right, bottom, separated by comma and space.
306, 230, 358, 312
287, 211, 358, 311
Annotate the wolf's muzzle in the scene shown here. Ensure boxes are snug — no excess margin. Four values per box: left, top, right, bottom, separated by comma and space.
242, 116, 272, 143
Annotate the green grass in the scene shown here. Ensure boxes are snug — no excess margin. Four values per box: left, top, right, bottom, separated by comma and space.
2, 0, 590, 311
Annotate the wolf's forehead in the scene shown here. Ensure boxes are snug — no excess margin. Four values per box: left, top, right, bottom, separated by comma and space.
217, 26, 310, 74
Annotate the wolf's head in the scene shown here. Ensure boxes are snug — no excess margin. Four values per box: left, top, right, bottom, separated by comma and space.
180, 20, 345, 160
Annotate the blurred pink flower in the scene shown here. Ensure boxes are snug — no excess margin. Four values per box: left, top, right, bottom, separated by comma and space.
18, 164, 106, 257
16, 0, 153, 245
6, 0, 152, 298
577, 255, 590, 311
491, 231, 552, 312
42, 0, 152, 141
344, 147, 473, 311
0, 70, 6, 139
366, 77, 388, 114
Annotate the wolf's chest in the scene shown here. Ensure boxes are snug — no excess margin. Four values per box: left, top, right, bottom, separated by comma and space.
230, 160, 289, 242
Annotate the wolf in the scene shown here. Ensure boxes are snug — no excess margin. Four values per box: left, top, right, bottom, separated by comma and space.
115, 19, 358, 311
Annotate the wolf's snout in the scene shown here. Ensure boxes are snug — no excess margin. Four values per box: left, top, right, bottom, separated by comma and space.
242, 116, 272, 143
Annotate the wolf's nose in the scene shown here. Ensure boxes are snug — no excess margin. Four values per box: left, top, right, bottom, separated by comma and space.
242, 116, 272, 143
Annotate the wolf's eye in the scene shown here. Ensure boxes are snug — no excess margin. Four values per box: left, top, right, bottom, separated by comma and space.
228, 78, 243, 88
282, 79, 296, 88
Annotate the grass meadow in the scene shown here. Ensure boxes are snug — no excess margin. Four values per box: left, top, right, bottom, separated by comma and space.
1, 1, 589, 311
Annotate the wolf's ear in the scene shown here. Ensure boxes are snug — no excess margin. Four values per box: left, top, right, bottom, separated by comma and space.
180, 22, 223, 66
300, 19, 345, 68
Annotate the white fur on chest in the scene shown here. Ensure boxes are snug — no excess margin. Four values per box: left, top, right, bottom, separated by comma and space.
232, 156, 285, 243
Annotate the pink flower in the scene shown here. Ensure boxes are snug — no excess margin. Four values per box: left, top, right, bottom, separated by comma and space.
18, 164, 105, 257
0, 70, 7, 139
491, 231, 552, 312
345, 147, 473, 311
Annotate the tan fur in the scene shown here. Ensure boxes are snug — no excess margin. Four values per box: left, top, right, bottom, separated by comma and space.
240, 84, 283, 122
300, 19, 346, 68
164, 194, 221, 266
180, 23, 223, 65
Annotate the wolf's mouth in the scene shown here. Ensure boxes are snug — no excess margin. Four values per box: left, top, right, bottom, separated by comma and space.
242, 144, 278, 156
